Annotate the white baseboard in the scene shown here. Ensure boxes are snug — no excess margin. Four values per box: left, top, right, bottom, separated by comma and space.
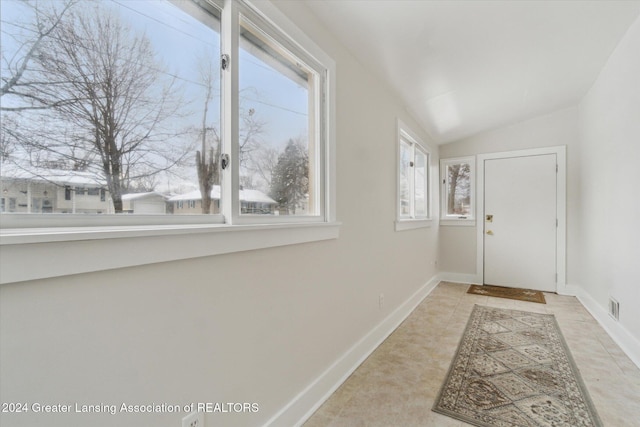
437, 272, 481, 285
575, 287, 640, 369
265, 275, 441, 427
557, 283, 580, 296
265, 276, 640, 426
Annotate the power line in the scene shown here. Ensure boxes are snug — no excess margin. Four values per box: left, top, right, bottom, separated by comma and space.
110, 0, 218, 49
240, 95, 307, 117
1, 1, 309, 118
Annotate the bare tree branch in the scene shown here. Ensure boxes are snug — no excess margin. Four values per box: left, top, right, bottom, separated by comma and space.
1, 0, 78, 99
4, 2, 187, 212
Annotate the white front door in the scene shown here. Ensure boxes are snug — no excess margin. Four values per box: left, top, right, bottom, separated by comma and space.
483, 154, 557, 292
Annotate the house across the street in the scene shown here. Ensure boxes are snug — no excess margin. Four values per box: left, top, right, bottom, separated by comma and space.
168, 185, 277, 215
0, 163, 111, 214
121, 192, 168, 214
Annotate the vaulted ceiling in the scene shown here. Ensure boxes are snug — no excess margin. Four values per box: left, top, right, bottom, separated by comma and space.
304, 1, 640, 144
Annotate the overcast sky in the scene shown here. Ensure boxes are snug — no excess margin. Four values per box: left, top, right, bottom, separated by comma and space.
0, 0, 309, 155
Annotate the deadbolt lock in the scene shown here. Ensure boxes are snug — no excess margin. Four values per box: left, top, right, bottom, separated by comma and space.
486, 214, 493, 222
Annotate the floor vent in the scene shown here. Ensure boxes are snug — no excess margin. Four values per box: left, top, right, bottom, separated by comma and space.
608, 297, 620, 321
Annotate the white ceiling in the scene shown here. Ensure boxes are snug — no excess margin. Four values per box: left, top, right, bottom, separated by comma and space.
303, 1, 640, 144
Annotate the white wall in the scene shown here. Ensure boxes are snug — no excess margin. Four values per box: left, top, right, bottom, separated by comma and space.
0, 2, 439, 427
438, 16, 640, 365
438, 106, 581, 285
577, 16, 640, 350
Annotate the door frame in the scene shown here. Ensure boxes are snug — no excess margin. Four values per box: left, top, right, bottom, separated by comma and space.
475, 146, 567, 293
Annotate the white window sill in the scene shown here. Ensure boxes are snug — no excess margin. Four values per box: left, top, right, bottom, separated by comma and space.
0, 221, 341, 284
439, 219, 476, 227
395, 218, 432, 231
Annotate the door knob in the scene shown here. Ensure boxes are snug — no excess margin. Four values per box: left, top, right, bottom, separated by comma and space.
486, 230, 494, 235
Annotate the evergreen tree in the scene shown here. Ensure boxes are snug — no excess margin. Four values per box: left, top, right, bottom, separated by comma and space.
270, 139, 308, 214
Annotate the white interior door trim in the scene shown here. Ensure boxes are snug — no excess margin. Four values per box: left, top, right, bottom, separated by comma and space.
475, 146, 567, 292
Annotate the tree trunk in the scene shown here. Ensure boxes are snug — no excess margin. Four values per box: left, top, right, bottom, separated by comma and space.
447, 165, 460, 215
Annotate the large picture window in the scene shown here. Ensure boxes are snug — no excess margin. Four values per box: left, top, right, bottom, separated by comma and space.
0, 0, 331, 228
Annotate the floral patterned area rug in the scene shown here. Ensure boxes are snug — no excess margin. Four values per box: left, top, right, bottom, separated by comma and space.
432, 305, 602, 427
467, 284, 546, 304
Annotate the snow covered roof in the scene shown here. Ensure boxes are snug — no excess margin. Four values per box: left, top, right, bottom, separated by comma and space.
239, 188, 277, 204
168, 185, 275, 204
0, 162, 105, 186
122, 192, 168, 201
168, 188, 219, 202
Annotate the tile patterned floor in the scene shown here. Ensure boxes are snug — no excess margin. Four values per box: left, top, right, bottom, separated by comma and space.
303, 282, 640, 426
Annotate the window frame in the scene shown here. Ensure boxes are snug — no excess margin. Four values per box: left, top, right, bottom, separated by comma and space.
395, 120, 432, 231
0, 0, 339, 284
0, 0, 331, 229
440, 156, 476, 226
227, 1, 327, 225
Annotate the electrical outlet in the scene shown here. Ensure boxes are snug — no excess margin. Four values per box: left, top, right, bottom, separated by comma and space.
182, 411, 204, 427
379, 293, 384, 309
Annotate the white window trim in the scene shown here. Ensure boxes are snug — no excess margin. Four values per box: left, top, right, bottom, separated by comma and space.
0, 222, 340, 284
0, 0, 338, 285
395, 218, 432, 231
395, 119, 432, 231
230, 1, 328, 225
439, 219, 476, 227
440, 156, 476, 226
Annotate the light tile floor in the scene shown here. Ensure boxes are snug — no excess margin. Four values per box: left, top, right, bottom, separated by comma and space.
303, 282, 640, 426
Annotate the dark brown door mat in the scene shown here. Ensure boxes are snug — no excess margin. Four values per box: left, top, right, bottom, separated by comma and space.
467, 284, 546, 304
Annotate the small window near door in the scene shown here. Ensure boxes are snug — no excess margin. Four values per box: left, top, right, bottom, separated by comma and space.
440, 157, 475, 225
